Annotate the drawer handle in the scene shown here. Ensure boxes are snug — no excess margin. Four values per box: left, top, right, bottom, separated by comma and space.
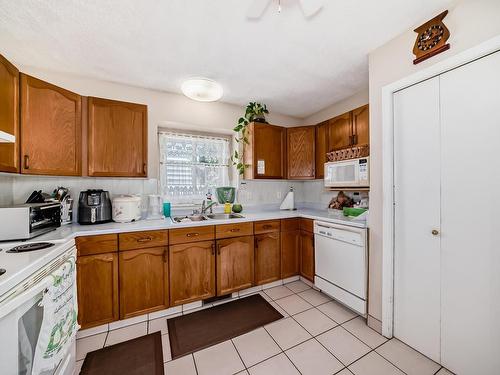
263, 225, 272, 229
230, 228, 240, 232
186, 232, 199, 237
137, 237, 152, 242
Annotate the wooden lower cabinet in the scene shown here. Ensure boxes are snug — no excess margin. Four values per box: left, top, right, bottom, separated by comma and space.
119, 247, 169, 319
77, 253, 119, 329
300, 230, 315, 282
281, 229, 300, 278
169, 240, 216, 306
216, 236, 254, 296
255, 232, 281, 285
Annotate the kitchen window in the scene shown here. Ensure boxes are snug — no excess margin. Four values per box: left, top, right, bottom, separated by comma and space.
158, 130, 231, 206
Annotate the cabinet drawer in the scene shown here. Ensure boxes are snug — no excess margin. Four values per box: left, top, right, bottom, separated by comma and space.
300, 218, 314, 233
169, 225, 215, 245
119, 230, 168, 251
216, 222, 254, 239
254, 220, 281, 234
280, 218, 300, 232
76, 234, 118, 256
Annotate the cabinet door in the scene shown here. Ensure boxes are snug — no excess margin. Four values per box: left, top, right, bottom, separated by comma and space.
216, 236, 254, 296
245, 123, 286, 179
77, 253, 119, 329
169, 240, 215, 306
255, 232, 281, 285
20, 74, 82, 175
315, 121, 328, 179
119, 247, 169, 319
287, 126, 315, 179
0, 54, 19, 173
352, 104, 369, 146
88, 97, 147, 177
328, 112, 352, 151
300, 230, 315, 282
281, 229, 300, 279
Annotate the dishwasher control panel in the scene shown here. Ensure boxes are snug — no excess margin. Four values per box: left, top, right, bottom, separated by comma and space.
314, 221, 366, 247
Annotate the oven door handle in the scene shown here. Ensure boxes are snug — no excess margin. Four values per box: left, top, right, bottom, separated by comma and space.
0, 277, 51, 320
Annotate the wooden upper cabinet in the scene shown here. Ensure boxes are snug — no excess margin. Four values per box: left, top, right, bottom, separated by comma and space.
352, 104, 369, 146
328, 112, 353, 151
255, 232, 281, 285
315, 121, 328, 179
169, 240, 215, 306
287, 126, 315, 179
87, 97, 147, 177
0, 54, 19, 173
119, 247, 169, 319
77, 253, 119, 329
20, 74, 82, 175
244, 122, 286, 179
216, 236, 254, 296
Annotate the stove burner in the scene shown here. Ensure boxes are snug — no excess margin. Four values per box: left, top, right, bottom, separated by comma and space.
7, 242, 55, 253
0, 269, 5, 276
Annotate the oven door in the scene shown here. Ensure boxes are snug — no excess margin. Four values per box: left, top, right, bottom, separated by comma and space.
0, 276, 74, 375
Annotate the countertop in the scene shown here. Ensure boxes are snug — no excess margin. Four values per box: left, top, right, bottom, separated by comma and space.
0, 207, 367, 298
35, 207, 368, 242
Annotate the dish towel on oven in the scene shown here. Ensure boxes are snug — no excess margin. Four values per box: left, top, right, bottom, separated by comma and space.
31, 254, 79, 375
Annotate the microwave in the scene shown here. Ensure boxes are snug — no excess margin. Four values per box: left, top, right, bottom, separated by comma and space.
324, 157, 370, 188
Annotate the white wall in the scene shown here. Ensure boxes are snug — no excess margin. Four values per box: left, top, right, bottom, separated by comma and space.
303, 89, 369, 124
15, 64, 302, 179
367, 0, 500, 331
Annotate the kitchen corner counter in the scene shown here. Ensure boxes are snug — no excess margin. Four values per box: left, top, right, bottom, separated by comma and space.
34, 207, 367, 243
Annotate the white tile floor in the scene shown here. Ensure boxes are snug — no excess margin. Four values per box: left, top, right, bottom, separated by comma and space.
76, 280, 453, 375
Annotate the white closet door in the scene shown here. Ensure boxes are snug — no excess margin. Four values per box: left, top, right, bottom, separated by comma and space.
440, 50, 500, 375
393, 77, 441, 362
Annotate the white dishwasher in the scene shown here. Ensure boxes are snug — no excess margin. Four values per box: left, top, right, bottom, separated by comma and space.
314, 221, 368, 315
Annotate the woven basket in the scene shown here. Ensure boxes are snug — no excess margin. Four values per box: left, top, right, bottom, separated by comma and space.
327, 144, 370, 162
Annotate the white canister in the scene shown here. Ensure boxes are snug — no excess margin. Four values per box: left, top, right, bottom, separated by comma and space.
112, 195, 142, 223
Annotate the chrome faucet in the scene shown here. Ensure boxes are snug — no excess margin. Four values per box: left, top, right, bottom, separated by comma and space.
201, 200, 218, 214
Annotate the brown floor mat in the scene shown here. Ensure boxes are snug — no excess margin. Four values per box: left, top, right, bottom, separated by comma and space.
168, 294, 283, 359
80, 332, 163, 375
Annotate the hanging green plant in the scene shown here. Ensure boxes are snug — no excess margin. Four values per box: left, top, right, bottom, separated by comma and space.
231, 102, 269, 175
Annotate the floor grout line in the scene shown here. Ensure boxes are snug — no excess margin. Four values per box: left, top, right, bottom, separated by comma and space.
261, 324, 304, 375
229, 338, 247, 373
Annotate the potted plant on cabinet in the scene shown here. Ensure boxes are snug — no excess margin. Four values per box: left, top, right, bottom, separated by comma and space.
231, 102, 269, 176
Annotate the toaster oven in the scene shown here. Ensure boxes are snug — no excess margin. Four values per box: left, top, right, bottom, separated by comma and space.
0, 202, 61, 241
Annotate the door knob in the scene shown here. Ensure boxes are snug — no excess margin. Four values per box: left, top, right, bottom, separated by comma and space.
431, 229, 440, 236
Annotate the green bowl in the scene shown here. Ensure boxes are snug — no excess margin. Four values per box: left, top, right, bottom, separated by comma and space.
232, 204, 243, 213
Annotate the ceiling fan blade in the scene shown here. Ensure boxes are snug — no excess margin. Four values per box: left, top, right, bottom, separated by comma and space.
247, 0, 273, 19
298, 0, 323, 18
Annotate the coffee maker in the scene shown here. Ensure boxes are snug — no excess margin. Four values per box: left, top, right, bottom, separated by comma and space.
78, 189, 112, 224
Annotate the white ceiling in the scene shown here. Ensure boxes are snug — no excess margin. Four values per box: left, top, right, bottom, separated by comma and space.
0, 0, 454, 118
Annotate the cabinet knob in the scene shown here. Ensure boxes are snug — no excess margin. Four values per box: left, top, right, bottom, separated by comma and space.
431, 229, 440, 236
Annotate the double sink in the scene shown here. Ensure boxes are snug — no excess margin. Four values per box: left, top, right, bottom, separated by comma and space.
171, 213, 244, 223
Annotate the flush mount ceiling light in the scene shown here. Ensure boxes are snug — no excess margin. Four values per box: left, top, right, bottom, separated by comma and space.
181, 78, 223, 102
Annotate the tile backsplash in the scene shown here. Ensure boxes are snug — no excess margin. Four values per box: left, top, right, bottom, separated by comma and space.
1, 175, 367, 211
